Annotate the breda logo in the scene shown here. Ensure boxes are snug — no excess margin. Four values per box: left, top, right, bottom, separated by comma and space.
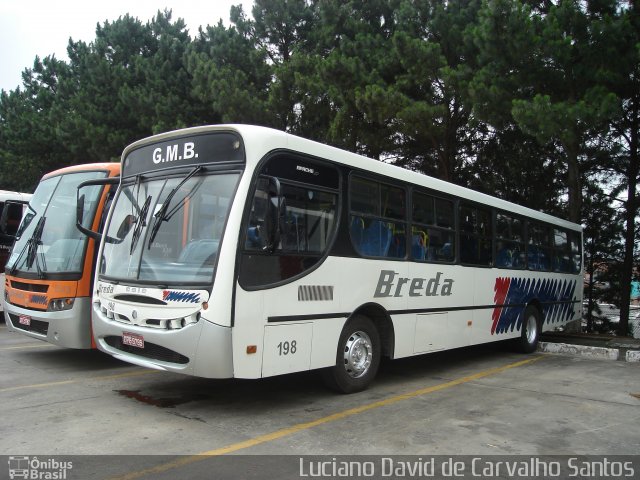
296, 165, 319, 175
373, 270, 454, 298
152, 142, 198, 164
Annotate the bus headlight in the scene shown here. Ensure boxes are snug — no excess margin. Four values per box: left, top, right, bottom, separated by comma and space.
48, 298, 75, 312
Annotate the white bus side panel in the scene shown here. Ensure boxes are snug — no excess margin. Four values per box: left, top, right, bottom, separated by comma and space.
233, 256, 582, 379
262, 323, 313, 377
233, 257, 406, 378
401, 263, 475, 357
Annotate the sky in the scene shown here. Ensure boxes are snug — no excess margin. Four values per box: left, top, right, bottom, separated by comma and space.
0, 0, 255, 93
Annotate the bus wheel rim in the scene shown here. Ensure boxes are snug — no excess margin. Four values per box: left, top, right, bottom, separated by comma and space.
526, 314, 538, 344
343, 330, 373, 378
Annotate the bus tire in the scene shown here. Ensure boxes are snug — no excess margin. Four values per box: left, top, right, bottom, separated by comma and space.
516, 305, 541, 353
321, 315, 381, 394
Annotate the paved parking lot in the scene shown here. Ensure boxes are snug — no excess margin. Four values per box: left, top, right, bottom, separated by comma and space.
1, 319, 639, 479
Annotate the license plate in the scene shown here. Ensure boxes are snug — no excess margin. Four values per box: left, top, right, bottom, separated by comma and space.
122, 331, 144, 349
18, 315, 31, 326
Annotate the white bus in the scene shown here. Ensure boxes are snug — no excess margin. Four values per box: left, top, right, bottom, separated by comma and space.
0, 190, 32, 312
89, 125, 583, 393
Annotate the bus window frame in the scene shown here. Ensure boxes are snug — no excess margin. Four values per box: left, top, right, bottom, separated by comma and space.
348, 172, 408, 261
237, 151, 343, 291
458, 200, 494, 268
410, 187, 457, 264
493, 209, 527, 270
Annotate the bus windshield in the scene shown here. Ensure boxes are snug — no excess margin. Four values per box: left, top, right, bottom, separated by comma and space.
7, 171, 107, 276
100, 172, 240, 285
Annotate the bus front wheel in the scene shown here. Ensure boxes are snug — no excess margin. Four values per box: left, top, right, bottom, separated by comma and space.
516, 305, 541, 353
322, 315, 381, 394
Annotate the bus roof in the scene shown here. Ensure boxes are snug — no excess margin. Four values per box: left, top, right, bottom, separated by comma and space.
0, 190, 32, 202
41, 162, 120, 181
122, 124, 581, 232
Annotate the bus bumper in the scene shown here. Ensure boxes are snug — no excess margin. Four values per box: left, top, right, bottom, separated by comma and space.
4, 297, 93, 349
92, 304, 234, 379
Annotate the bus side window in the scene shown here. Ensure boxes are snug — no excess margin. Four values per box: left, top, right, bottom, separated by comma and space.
569, 231, 582, 273
459, 203, 492, 266
349, 176, 405, 259
239, 163, 339, 288
411, 191, 455, 263
2, 202, 27, 237
527, 222, 551, 271
495, 213, 525, 269
553, 228, 580, 273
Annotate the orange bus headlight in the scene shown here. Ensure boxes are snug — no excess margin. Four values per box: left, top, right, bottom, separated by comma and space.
47, 298, 75, 312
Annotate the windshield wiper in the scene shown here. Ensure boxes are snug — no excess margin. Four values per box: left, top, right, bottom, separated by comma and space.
147, 166, 203, 248
36, 242, 48, 278
130, 195, 151, 255
10, 216, 46, 276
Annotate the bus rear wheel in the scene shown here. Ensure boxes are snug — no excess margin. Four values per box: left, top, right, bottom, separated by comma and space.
322, 315, 381, 394
516, 305, 541, 353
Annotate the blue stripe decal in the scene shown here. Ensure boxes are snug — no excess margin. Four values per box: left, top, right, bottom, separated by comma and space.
162, 290, 200, 303
493, 277, 578, 335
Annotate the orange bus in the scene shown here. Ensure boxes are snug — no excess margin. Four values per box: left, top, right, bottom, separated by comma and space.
3, 163, 120, 348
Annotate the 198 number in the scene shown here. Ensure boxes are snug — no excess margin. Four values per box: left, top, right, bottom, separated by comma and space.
277, 340, 297, 356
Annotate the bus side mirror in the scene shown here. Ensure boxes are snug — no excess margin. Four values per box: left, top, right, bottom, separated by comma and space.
76, 177, 119, 242
116, 215, 135, 240
0, 200, 28, 239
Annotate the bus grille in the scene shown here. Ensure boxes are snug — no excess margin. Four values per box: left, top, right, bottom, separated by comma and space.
104, 336, 189, 365
8, 313, 49, 336
10, 281, 49, 293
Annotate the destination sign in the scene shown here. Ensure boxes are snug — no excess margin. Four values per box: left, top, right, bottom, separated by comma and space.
122, 132, 245, 177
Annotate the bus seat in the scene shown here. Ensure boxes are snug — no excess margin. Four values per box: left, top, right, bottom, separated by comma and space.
389, 233, 406, 258
350, 216, 365, 252
441, 242, 452, 260
539, 253, 549, 270
361, 220, 392, 257
496, 248, 513, 268
412, 233, 426, 260
246, 226, 263, 249
179, 239, 219, 266
527, 246, 549, 270
511, 248, 523, 268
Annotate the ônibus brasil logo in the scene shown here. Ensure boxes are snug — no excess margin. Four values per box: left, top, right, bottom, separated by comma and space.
8, 456, 72, 479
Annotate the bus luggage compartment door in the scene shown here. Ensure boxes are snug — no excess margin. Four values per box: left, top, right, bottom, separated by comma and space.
262, 323, 312, 377
413, 312, 450, 353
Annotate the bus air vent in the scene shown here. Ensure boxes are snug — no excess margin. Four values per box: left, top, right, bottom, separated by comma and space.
298, 285, 334, 301
10, 281, 49, 293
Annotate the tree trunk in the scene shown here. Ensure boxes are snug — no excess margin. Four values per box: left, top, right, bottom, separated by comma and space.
566, 140, 582, 224
618, 95, 639, 337
587, 245, 596, 332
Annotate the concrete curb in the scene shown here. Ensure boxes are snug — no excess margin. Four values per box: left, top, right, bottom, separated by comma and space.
538, 342, 621, 361
626, 350, 640, 363
539, 341, 640, 362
